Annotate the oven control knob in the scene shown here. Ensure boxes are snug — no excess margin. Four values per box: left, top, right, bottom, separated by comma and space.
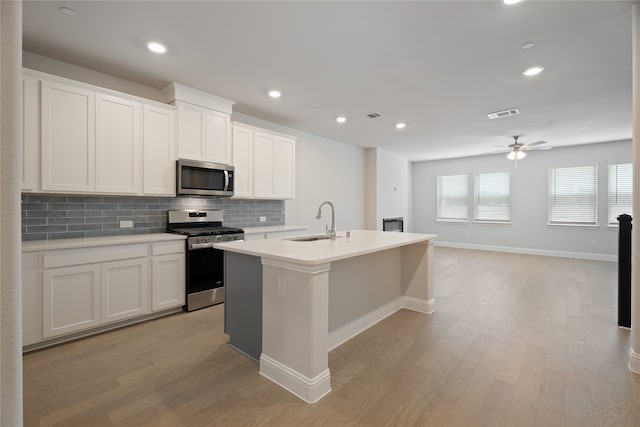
215, 235, 222, 242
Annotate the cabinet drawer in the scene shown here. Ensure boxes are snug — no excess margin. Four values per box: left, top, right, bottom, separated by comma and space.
152, 241, 185, 256
43, 244, 149, 269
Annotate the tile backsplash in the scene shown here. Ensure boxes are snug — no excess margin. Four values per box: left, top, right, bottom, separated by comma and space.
21, 194, 285, 241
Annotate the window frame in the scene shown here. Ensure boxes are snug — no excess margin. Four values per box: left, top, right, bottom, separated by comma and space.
436, 174, 470, 222
473, 170, 511, 224
608, 162, 633, 226
547, 164, 598, 227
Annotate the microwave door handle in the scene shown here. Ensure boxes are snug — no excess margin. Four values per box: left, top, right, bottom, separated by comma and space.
224, 170, 229, 191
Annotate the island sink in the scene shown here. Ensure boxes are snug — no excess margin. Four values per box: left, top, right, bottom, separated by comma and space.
286, 234, 342, 242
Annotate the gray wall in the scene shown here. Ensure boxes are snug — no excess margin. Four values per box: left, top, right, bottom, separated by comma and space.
21, 194, 284, 241
412, 140, 631, 259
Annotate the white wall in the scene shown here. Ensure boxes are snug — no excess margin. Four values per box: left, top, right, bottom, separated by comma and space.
232, 113, 366, 233
412, 140, 632, 259
365, 148, 411, 231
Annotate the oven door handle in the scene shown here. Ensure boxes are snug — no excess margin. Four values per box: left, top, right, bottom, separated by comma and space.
224, 170, 230, 192
189, 242, 217, 250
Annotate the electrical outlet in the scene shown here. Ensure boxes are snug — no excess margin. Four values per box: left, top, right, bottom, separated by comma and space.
119, 220, 133, 228
277, 277, 287, 296
260, 216, 267, 222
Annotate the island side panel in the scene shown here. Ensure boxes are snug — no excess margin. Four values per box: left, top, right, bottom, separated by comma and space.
401, 240, 435, 313
260, 260, 331, 403
224, 251, 263, 362
328, 247, 402, 333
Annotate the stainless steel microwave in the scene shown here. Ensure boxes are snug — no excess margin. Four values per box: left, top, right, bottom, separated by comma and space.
176, 159, 234, 197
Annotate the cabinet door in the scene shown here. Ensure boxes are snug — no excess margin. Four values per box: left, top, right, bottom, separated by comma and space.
253, 131, 276, 198
96, 94, 142, 194
176, 101, 206, 160
152, 253, 185, 311
205, 110, 232, 164
231, 125, 254, 198
274, 136, 295, 199
101, 258, 149, 323
41, 80, 95, 192
22, 75, 40, 192
23, 252, 43, 346
143, 105, 176, 195
42, 264, 101, 338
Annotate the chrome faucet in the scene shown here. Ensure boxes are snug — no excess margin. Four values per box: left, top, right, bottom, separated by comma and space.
316, 201, 336, 240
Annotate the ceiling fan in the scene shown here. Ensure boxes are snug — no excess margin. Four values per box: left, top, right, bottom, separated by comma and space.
492, 136, 552, 167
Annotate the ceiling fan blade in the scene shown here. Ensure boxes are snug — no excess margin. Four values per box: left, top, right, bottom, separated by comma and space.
524, 140, 547, 148
526, 146, 552, 151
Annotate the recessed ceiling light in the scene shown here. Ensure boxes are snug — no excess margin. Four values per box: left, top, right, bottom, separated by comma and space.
146, 41, 167, 54
268, 90, 282, 98
336, 116, 347, 124
503, 0, 523, 5
395, 123, 407, 129
521, 42, 534, 50
522, 66, 544, 77
60, 6, 77, 16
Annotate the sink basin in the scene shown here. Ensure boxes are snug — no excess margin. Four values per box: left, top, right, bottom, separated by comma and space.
287, 235, 341, 242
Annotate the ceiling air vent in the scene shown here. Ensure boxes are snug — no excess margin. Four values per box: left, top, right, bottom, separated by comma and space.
487, 108, 520, 120
366, 112, 382, 119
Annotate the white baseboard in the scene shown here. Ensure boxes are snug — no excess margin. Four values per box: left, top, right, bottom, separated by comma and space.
629, 347, 640, 374
403, 296, 435, 314
328, 297, 403, 351
434, 241, 616, 262
328, 296, 435, 351
259, 354, 331, 404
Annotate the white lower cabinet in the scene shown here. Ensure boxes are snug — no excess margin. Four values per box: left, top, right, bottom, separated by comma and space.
152, 253, 185, 311
25, 238, 185, 346
101, 258, 149, 323
43, 264, 101, 339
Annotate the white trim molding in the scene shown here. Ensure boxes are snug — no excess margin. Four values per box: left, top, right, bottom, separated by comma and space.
434, 241, 616, 262
259, 354, 331, 404
403, 296, 435, 314
629, 347, 640, 374
329, 297, 403, 351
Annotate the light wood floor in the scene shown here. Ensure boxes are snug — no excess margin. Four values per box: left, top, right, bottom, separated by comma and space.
23, 248, 640, 426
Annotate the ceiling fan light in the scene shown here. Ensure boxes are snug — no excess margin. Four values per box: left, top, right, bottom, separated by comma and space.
507, 151, 516, 160
516, 151, 526, 160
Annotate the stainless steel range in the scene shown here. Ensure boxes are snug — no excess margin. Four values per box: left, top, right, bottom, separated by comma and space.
167, 210, 244, 311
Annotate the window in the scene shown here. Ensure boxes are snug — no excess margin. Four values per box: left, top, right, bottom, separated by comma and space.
608, 163, 633, 224
437, 174, 468, 220
548, 165, 598, 225
474, 171, 510, 222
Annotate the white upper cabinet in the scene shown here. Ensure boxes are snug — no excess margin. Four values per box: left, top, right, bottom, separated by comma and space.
231, 122, 296, 200
143, 104, 176, 196
22, 74, 40, 192
41, 80, 96, 192
253, 131, 276, 198
205, 109, 232, 164
274, 136, 296, 199
176, 101, 206, 160
29, 69, 179, 196
175, 100, 232, 164
95, 93, 142, 194
164, 83, 234, 165
231, 125, 254, 198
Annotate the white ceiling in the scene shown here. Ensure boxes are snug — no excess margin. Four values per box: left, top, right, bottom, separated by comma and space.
22, 1, 633, 161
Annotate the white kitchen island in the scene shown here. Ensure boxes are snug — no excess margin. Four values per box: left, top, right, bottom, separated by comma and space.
214, 229, 437, 403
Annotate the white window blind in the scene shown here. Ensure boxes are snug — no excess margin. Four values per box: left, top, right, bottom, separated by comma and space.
548, 165, 597, 225
474, 171, 510, 222
437, 174, 468, 220
608, 163, 633, 224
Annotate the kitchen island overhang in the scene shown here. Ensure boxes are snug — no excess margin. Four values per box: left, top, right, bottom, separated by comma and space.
214, 230, 437, 403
